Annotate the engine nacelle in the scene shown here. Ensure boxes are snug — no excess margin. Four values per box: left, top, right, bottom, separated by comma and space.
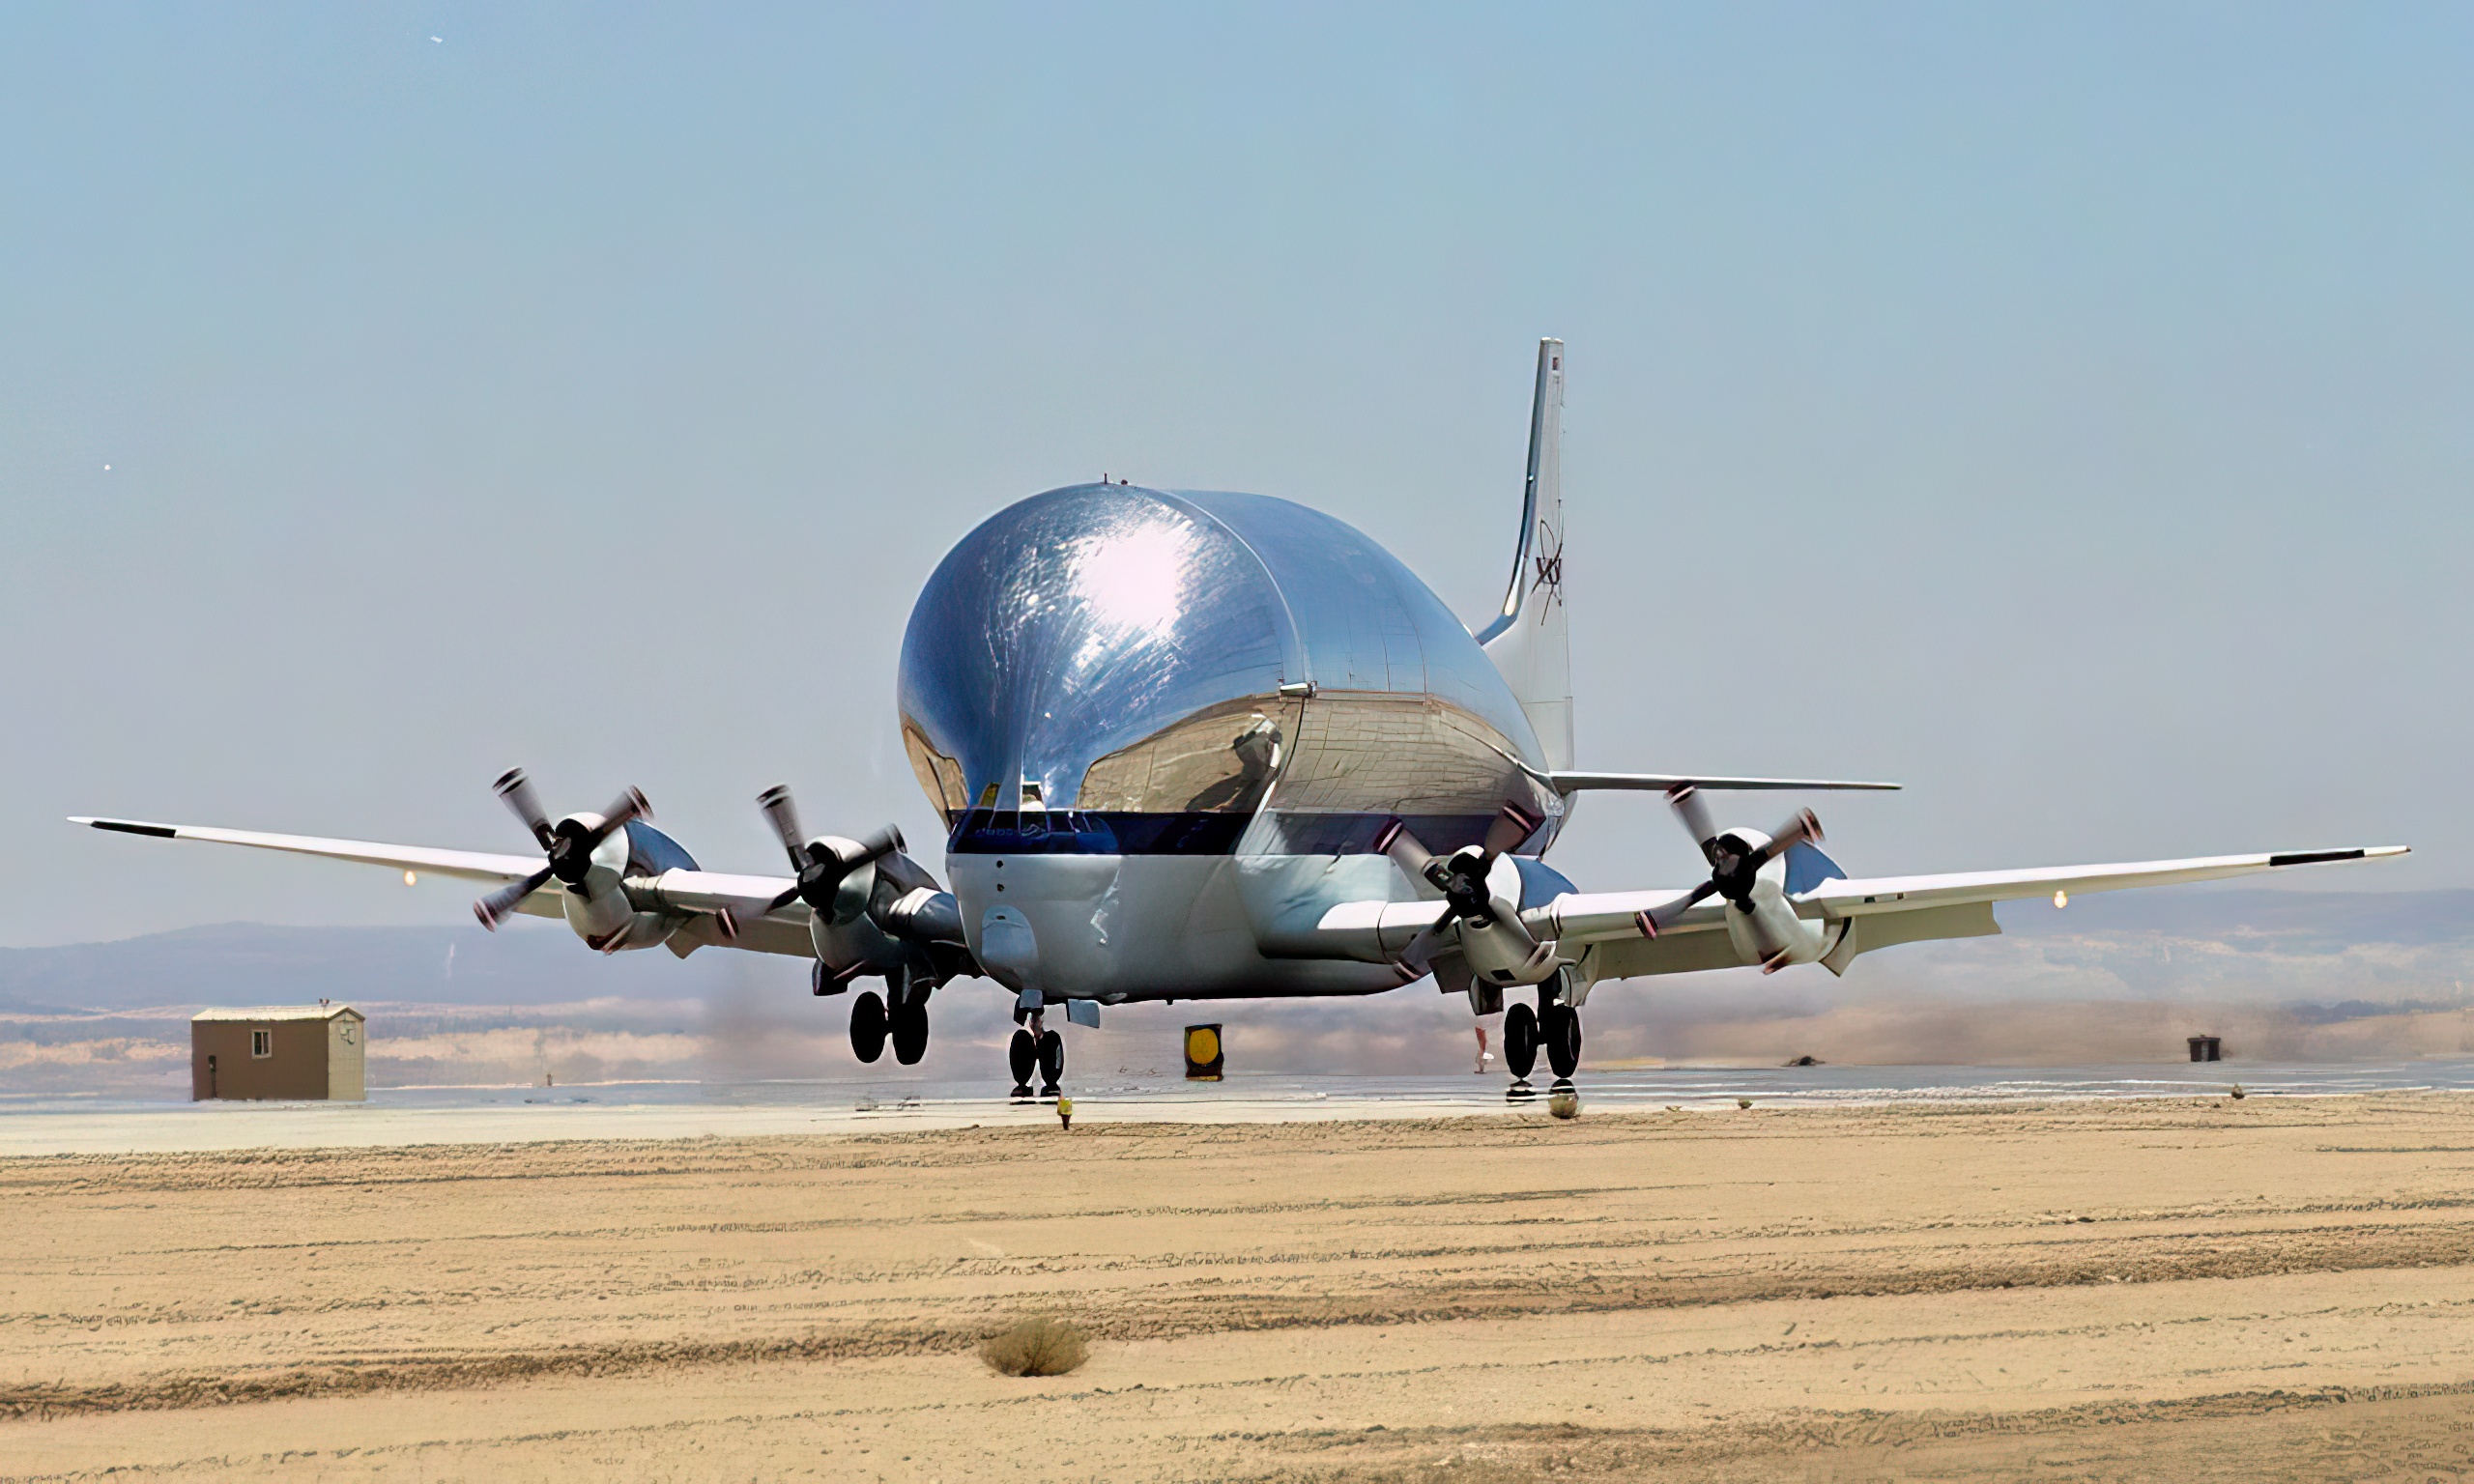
806, 842, 960, 980
560, 814, 704, 952
1714, 826, 1830, 971
1454, 852, 1562, 985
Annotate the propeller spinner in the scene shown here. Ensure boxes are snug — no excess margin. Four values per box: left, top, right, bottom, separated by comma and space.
473, 769, 651, 929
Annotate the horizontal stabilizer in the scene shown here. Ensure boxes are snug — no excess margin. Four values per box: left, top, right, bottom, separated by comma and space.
1549, 772, 1901, 794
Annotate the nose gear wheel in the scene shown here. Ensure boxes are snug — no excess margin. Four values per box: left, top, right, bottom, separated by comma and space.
1007, 1028, 1038, 1099
1037, 1029, 1064, 1098
849, 990, 887, 1063
890, 996, 930, 1065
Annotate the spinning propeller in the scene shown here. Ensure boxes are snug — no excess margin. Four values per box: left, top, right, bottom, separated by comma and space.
473, 769, 651, 929
756, 785, 904, 918
1374, 803, 1542, 972
1636, 785, 1822, 937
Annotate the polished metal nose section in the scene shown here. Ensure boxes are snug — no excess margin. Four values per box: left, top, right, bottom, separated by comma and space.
978, 905, 1040, 990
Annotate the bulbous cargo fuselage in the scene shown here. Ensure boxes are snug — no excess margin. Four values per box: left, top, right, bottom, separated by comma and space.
898, 483, 1567, 1002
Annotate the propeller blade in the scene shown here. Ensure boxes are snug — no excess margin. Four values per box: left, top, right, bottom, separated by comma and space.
1749, 808, 1824, 868
1482, 802, 1542, 859
1374, 817, 1435, 880
1393, 913, 1456, 974
763, 883, 802, 914
848, 825, 906, 869
576, 786, 651, 851
1638, 878, 1720, 937
493, 768, 556, 850
756, 785, 807, 870
475, 865, 557, 930
1667, 785, 1721, 866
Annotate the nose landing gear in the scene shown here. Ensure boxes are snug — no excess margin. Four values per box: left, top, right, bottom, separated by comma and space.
1008, 1010, 1065, 1101
849, 989, 888, 1063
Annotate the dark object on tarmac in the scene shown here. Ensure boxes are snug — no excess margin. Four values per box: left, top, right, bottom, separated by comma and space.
2189, 1035, 2223, 1062
1785, 1054, 1824, 1067
981, 1315, 1087, 1377
1184, 1023, 1223, 1081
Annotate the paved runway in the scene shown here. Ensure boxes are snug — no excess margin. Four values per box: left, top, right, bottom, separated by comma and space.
3, 1060, 2470, 1155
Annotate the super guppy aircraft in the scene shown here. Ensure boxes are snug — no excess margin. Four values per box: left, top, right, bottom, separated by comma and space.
76, 342, 2405, 1097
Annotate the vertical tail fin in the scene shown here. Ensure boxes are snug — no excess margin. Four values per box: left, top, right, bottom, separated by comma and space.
1478, 338, 1573, 771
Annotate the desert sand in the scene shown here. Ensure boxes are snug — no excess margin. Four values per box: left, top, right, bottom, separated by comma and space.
4, 1093, 2473, 1481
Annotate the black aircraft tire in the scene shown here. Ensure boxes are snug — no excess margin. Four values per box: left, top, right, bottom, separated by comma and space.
1545, 1004, 1582, 1080
1008, 1028, 1038, 1088
1503, 1002, 1539, 1079
1037, 1029, 1064, 1088
891, 998, 931, 1066
849, 990, 888, 1064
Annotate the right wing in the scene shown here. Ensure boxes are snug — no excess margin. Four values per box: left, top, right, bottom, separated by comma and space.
69, 816, 809, 941
73, 816, 548, 886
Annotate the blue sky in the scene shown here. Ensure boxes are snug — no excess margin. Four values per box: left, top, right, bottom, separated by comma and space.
3, 4, 2467, 944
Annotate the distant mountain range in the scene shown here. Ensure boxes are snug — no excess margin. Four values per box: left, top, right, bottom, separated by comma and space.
5, 889, 2468, 1015
0, 921, 771, 1014
1, 889, 2466, 1091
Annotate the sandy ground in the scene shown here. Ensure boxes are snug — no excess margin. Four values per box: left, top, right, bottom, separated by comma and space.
3, 1094, 2473, 1481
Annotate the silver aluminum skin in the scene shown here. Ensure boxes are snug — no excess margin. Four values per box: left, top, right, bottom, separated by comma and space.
898, 483, 1570, 1002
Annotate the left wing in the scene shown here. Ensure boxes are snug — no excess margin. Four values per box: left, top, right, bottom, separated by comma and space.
1303, 842, 2406, 982
1528, 844, 2407, 980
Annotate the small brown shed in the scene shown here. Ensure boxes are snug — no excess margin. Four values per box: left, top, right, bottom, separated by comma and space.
191, 1004, 366, 1101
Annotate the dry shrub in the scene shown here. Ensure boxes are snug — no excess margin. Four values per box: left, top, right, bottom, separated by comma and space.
979, 1314, 1087, 1377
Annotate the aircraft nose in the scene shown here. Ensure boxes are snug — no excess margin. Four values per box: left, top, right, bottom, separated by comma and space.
978, 905, 1040, 991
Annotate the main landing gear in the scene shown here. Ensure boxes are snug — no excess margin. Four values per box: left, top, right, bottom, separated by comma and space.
1008, 1010, 1064, 1101
1503, 975, 1582, 1099
848, 973, 933, 1067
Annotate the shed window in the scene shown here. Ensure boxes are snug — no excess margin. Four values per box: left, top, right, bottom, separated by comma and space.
251, 1029, 272, 1058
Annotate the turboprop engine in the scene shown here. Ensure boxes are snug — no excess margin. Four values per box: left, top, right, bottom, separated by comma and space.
473, 768, 716, 952
1376, 803, 1563, 986
1640, 785, 1832, 973
754, 785, 969, 991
